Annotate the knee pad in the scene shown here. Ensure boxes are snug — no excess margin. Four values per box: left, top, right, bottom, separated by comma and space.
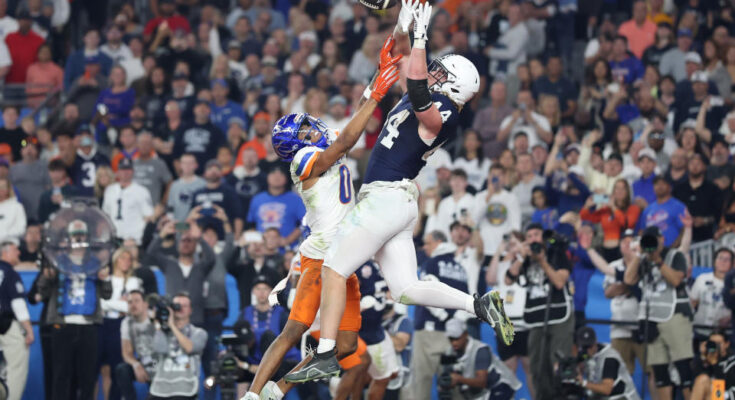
674, 359, 694, 388
652, 364, 672, 387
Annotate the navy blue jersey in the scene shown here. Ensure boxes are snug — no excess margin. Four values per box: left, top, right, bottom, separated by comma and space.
357, 261, 388, 345
363, 93, 459, 184
414, 252, 469, 331
69, 152, 111, 197
0, 261, 24, 317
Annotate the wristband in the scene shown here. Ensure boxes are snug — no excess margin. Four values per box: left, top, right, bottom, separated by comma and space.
362, 86, 373, 100
413, 38, 426, 50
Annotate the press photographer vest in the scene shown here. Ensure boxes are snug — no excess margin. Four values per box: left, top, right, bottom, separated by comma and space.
149, 325, 202, 398
521, 259, 573, 328
636, 249, 692, 323
453, 337, 521, 399
585, 344, 640, 400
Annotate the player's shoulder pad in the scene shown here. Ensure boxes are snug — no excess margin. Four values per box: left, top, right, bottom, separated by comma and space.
291, 146, 325, 181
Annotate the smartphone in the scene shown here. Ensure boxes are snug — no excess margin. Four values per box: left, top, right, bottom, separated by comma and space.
175, 222, 190, 232
200, 208, 215, 217
491, 176, 500, 189
460, 209, 468, 218
593, 194, 609, 205
97, 104, 108, 116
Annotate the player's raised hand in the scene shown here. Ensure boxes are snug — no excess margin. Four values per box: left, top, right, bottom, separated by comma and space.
397, 0, 420, 34
371, 65, 400, 102
379, 35, 402, 70
412, 2, 432, 49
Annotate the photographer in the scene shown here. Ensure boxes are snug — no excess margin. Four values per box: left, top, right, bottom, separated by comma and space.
691, 331, 735, 400
441, 318, 520, 400
571, 326, 640, 400
623, 225, 694, 399
149, 292, 208, 399
507, 222, 574, 400
116, 290, 156, 400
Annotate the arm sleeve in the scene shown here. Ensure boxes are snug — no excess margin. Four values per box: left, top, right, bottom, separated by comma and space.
474, 346, 492, 371
120, 318, 131, 341
602, 358, 620, 380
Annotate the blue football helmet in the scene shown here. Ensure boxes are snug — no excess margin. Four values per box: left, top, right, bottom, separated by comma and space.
272, 113, 330, 161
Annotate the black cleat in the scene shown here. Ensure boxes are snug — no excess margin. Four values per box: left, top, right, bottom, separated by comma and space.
283, 349, 340, 383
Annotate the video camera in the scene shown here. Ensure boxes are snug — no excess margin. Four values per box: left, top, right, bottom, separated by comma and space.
146, 294, 181, 332
554, 351, 587, 400
530, 229, 569, 256
204, 320, 256, 400
437, 354, 460, 400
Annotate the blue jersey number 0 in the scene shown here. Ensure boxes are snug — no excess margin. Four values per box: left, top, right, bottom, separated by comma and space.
339, 165, 352, 203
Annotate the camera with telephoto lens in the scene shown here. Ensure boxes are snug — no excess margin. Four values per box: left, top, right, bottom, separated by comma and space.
530, 230, 569, 256
437, 354, 460, 400
554, 351, 587, 400
640, 232, 659, 253
147, 294, 181, 333
204, 320, 256, 400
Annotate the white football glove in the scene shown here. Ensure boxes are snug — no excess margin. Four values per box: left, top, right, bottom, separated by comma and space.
397, 0, 420, 34
412, 2, 432, 49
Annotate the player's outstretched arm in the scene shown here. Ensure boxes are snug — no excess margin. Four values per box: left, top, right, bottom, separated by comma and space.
407, 2, 443, 140
309, 65, 401, 177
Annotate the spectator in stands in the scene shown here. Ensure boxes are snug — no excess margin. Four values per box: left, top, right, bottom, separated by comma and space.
0, 240, 34, 400
98, 247, 143, 400
19, 221, 41, 263
486, 3, 528, 79
5, 10, 44, 85
67, 56, 108, 123
632, 147, 658, 207
238, 112, 272, 160
665, 147, 689, 187
94, 166, 115, 207
70, 125, 111, 197
609, 35, 644, 84
167, 153, 205, 221
25, 43, 63, 109
190, 160, 243, 238
145, 220, 214, 326
512, 153, 545, 224
617, 0, 656, 59
659, 28, 694, 82
0, 177, 26, 243
0, 106, 28, 162
530, 186, 558, 230
637, 176, 687, 247
532, 55, 577, 122
708, 138, 734, 192
691, 248, 733, 346
148, 293, 207, 400
247, 167, 304, 246
94, 66, 136, 134
499, 90, 552, 149
472, 81, 512, 160
472, 164, 521, 259
581, 179, 640, 261
142, 0, 191, 44
102, 157, 154, 244
210, 78, 248, 134
624, 226, 694, 399
10, 140, 50, 221
38, 158, 77, 223
673, 153, 723, 242
690, 330, 735, 400
101, 25, 132, 63
63, 28, 112, 90
227, 146, 267, 213
427, 169, 475, 239
133, 131, 173, 205
174, 100, 224, 175
453, 130, 491, 193
642, 23, 674, 67
117, 290, 155, 399
411, 230, 469, 400
228, 230, 280, 310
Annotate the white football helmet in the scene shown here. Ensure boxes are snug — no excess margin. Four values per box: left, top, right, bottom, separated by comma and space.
428, 54, 480, 106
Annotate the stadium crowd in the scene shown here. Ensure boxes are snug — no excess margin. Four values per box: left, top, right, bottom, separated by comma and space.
1, 0, 735, 399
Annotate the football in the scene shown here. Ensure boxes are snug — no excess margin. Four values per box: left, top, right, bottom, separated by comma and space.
358, 0, 398, 10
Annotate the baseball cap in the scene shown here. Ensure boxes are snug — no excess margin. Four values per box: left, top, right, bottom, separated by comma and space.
677, 28, 693, 38
690, 70, 708, 83
532, 142, 548, 152
638, 147, 657, 162
253, 111, 270, 122
575, 326, 597, 348
16, 9, 31, 20
444, 318, 466, 339
76, 124, 93, 136
685, 52, 703, 65
227, 39, 242, 50
607, 153, 623, 163
228, 117, 246, 128
67, 219, 89, 236
118, 157, 134, 170
172, 72, 189, 81
621, 228, 635, 239
252, 274, 273, 288
450, 219, 473, 232
298, 30, 318, 43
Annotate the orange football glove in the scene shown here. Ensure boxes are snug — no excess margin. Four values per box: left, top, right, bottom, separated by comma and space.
371, 65, 400, 102
379, 35, 403, 71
